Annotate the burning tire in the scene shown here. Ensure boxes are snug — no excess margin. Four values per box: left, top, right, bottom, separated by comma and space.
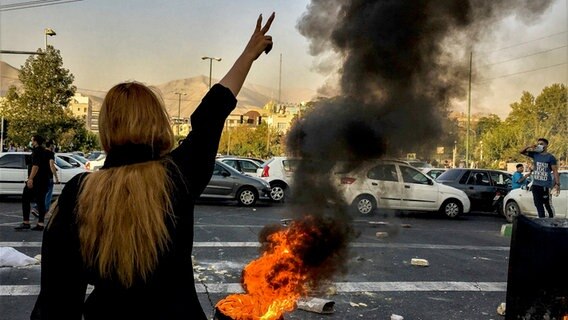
353, 194, 376, 216
504, 200, 520, 223
237, 187, 257, 206
440, 199, 462, 218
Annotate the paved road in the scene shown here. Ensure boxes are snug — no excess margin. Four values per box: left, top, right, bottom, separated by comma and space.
1, 197, 512, 319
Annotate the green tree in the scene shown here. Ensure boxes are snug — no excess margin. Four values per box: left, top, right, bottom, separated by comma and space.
1, 46, 85, 148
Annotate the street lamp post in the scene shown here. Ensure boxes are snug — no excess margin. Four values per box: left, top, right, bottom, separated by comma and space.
44, 28, 56, 50
201, 56, 222, 89
173, 92, 186, 136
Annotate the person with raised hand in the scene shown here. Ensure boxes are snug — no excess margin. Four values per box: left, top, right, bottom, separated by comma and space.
32, 13, 275, 320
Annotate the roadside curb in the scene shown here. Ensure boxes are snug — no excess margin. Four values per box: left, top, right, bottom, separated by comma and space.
500, 224, 512, 237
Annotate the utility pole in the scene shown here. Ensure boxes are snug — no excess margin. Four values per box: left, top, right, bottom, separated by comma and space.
278, 53, 282, 104
466, 51, 472, 168
173, 92, 186, 136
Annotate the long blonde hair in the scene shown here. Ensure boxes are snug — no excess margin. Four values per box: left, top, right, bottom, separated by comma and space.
78, 82, 175, 287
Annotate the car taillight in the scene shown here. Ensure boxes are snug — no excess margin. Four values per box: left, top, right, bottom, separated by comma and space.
341, 177, 356, 184
261, 165, 270, 177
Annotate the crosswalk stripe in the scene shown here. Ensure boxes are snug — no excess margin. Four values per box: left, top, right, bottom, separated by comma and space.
0, 241, 509, 251
0, 281, 507, 296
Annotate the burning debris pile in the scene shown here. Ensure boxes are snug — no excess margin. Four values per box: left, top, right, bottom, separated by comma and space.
215, 216, 353, 319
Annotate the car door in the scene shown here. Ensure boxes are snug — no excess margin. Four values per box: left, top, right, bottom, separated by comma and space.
0, 154, 27, 195
399, 165, 439, 210
489, 171, 511, 196
552, 173, 568, 218
202, 163, 235, 197
365, 164, 402, 209
462, 170, 494, 211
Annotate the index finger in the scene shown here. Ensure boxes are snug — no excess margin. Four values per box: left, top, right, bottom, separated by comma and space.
261, 12, 275, 34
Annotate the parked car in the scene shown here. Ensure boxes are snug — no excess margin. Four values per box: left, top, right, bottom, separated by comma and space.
0, 152, 87, 196
334, 160, 470, 217
57, 153, 88, 170
218, 157, 262, 177
200, 160, 271, 206
399, 159, 433, 169
257, 156, 299, 202
86, 153, 106, 171
436, 168, 512, 214
86, 151, 105, 161
422, 167, 448, 180
503, 170, 568, 222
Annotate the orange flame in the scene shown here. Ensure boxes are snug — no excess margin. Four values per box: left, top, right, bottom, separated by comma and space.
216, 219, 317, 320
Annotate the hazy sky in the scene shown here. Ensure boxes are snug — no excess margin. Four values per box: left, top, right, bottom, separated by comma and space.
0, 0, 566, 118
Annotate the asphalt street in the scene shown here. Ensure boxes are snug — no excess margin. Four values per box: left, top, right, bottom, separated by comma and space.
0, 197, 512, 320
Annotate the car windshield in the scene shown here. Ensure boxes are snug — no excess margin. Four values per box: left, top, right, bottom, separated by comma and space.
437, 169, 463, 181
55, 157, 74, 169
70, 154, 89, 164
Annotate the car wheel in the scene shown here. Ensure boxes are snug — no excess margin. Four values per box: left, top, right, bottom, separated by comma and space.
504, 200, 520, 223
440, 199, 462, 218
269, 182, 287, 202
353, 195, 376, 216
237, 187, 257, 206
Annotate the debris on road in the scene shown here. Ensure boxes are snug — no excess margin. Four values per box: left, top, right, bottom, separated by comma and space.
369, 221, 389, 226
297, 297, 335, 314
497, 302, 506, 316
390, 314, 404, 320
400, 224, 412, 228
410, 258, 429, 267
376, 231, 389, 238
0, 247, 39, 267
280, 218, 292, 226
348, 301, 368, 307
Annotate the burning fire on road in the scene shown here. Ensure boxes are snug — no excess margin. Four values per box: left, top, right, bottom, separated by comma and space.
215, 215, 354, 320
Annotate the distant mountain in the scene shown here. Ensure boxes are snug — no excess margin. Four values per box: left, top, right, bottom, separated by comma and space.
0, 60, 316, 117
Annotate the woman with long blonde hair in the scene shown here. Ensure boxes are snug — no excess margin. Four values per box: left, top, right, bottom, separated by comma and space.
33, 13, 275, 320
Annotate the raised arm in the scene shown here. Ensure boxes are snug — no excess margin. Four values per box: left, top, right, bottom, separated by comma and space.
219, 12, 275, 96
171, 13, 275, 196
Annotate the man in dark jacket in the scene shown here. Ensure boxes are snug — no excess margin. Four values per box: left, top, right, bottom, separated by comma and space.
15, 135, 51, 231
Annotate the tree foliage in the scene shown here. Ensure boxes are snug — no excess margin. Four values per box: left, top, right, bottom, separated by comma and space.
478, 83, 567, 167
218, 123, 283, 159
0, 46, 97, 150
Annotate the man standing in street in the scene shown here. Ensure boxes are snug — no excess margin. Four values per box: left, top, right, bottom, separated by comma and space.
15, 135, 51, 231
511, 163, 531, 190
520, 138, 560, 218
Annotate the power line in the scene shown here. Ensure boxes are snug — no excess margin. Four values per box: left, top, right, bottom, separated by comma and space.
0, 0, 82, 12
479, 45, 567, 67
482, 31, 567, 53
475, 62, 567, 83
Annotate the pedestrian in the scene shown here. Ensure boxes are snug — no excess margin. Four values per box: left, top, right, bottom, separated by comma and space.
32, 13, 274, 320
511, 163, 531, 190
44, 141, 59, 211
15, 135, 51, 231
520, 138, 560, 218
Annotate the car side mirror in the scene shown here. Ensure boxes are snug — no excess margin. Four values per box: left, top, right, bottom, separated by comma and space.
222, 171, 230, 177
73, 162, 80, 167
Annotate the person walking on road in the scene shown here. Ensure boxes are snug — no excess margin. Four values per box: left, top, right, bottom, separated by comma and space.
15, 135, 51, 231
511, 163, 531, 190
520, 138, 560, 218
32, 13, 275, 320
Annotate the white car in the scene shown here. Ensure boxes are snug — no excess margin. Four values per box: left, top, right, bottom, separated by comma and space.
218, 157, 263, 177
334, 160, 471, 217
57, 153, 88, 170
257, 156, 298, 202
421, 167, 448, 180
503, 170, 568, 222
86, 153, 106, 171
0, 152, 88, 196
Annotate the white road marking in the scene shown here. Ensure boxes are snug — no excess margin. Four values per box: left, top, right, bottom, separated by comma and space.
0, 281, 506, 296
1, 241, 509, 251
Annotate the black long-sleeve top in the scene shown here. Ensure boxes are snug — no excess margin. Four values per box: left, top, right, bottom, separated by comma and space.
34, 84, 237, 320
